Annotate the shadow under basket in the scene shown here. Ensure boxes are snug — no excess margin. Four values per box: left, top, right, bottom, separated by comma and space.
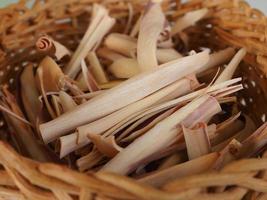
0, 0, 267, 199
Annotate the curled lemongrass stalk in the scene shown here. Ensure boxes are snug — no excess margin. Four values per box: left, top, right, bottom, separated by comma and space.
137, 1, 166, 71
171, 8, 208, 36
183, 122, 211, 160
40, 51, 209, 144
58, 91, 77, 113
139, 152, 219, 187
100, 95, 221, 175
108, 58, 140, 78
65, 4, 116, 78
36, 35, 71, 60
215, 48, 247, 84
80, 59, 99, 92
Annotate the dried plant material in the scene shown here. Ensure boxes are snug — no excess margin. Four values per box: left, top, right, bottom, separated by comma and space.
108, 58, 140, 78
88, 134, 122, 158
97, 48, 126, 61
36, 35, 71, 60
197, 47, 236, 74
77, 150, 104, 172
213, 139, 242, 170
216, 112, 241, 132
74, 90, 106, 100
171, 8, 208, 36
139, 152, 219, 187
40, 51, 209, 144
20, 64, 42, 126
59, 91, 77, 113
158, 153, 186, 170
137, 2, 165, 71
156, 48, 182, 64
51, 95, 62, 117
86, 52, 109, 84
81, 59, 99, 92
100, 95, 220, 175
77, 77, 198, 144
65, 5, 116, 78
215, 48, 246, 84
99, 80, 123, 89
183, 123, 211, 160
130, 14, 142, 37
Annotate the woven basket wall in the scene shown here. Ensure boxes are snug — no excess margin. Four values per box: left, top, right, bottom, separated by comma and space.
0, 0, 267, 200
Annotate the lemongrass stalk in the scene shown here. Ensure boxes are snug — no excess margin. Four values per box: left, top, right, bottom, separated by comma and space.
137, 2, 165, 71
74, 90, 105, 100
130, 14, 142, 37
215, 48, 246, 84
81, 59, 99, 92
65, 5, 115, 78
36, 35, 71, 60
99, 80, 124, 89
139, 152, 219, 187
158, 153, 186, 170
20, 64, 42, 125
171, 8, 208, 36
76, 150, 104, 172
100, 95, 219, 175
157, 48, 182, 64
40, 51, 209, 144
59, 91, 77, 113
51, 95, 62, 117
97, 48, 126, 61
197, 47, 235, 74
108, 58, 140, 78
77, 77, 198, 144
88, 134, 122, 158
86, 52, 109, 84
183, 123, 211, 160
216, 112, 241, 132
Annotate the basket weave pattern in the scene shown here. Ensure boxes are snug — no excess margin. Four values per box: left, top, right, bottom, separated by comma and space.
0, 0, 267, 199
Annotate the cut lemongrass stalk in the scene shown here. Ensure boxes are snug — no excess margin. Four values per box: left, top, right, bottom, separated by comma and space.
36, 35, 71, 60
100, 95, 219, 175
197, 47, 235, 74
76, 150, 104, 172
183, 122, 211, 160
40, 51, 209, 144
51, 95, 62, 117
77, 77, 198, 144
215, 48, 247, 84
88, 134, 122, 158
20, 64, 42, 125
137, 2, 165, 71
139, 152, 219, 187
130, 13, 142, 37
86, 52, 109, 84
213, 139, 242, 170
158, 153, 186, 170
65, 5, 115, 78
217, 112, 241, 132
74, 90, 105, 100
97, 48, 126, 61
59, 91, 77, 113
99, 80, 124, 89
157, 48, 182, 64
108, 58, 140, 78
124, 2, 134, 34
81, 59, 99, 92
171, 8, 208, 36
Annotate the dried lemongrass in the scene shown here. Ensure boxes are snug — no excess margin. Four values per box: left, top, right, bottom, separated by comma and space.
137, 2, 166, 71
98, 80, 123, 89
97, 48, 126, 61
88, 134, 122, 158
51, 95, 62, 117
74, 90, 105, 100
80, 59, 99, 92
183, 123, 211, 160
171, 8, 208, 36
36, 35, 71, 60
86, 52, 109, 84
65, 4, 115, 78
58, 91, 77, 113
40, 51, 209, 144
215, 48, 247, 84
100, 95, 220, 175
156, 48, 182, 64
20, 64, 42, 125
158, 153, 186, 170
108, 58, 140, 78
139, 152, 219, 187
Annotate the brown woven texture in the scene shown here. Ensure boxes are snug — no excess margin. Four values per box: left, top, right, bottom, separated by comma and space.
0, 0, 267, 199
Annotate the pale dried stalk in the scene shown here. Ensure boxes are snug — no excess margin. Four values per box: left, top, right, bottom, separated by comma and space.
74, 90, 105, 100
81, 59, 99, 92
139, 152, 219, 187
158, 153, 186, 170
171, 8, 208, 36
97, 48, 126, 61
183, 122, 211, 160
51, 95, 62, 117
130, 13, 142, 37
86, 52, 109, 84
65, 5, 115, 78
108, 58, 140, 78
137, 2, 165, 71
40, 51, 209, 144
156, 48, 182, 64
98, 80, 123, 89
36, 35, 71, 60
59, 91, 77, 113
215, 48, 247, 84
100, 95, 220, 175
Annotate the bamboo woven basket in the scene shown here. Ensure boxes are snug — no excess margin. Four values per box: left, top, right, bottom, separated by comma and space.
0, 0, 267, 200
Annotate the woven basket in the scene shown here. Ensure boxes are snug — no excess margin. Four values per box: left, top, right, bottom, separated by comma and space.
0, 0, 267, 199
